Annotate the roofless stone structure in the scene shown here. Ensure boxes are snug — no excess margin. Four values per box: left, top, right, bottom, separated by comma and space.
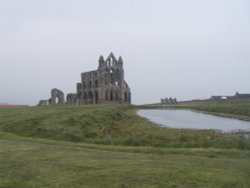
38, 53, 131, 105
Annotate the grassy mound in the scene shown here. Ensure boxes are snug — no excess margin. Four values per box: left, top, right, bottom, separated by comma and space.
0, 105, 129, 142
0, 104, 249, 149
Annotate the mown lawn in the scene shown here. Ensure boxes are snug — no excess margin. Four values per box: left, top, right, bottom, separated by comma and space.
1, 135, 250, 187
0, 104, 250, 187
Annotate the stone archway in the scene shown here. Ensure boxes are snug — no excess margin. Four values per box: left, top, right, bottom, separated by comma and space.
83, 92, 88, 104
124, 92, 127, 102
88, 92, 94, 104
95, 91, 99, 104
66, 93, 78, 105
51, 88, 65, 105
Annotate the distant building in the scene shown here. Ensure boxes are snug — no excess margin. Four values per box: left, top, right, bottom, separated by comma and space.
210, 92, 250, 100
210, 96, 227, 100
234, 92, 250, 99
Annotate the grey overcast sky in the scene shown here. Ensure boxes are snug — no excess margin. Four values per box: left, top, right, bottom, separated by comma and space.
0, 0, 250, 105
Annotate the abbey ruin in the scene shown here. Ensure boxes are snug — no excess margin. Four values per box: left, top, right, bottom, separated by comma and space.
38, 53, 131, 105
161, 97, 177, 105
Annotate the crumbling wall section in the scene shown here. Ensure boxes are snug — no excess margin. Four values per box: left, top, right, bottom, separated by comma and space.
51, 88, 65, 105
38, 53, 131, 105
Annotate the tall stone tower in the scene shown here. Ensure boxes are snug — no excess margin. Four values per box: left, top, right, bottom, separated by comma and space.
66, 53, 131, 105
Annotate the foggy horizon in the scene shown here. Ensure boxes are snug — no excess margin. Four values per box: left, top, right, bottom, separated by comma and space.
1, 0, 250, 105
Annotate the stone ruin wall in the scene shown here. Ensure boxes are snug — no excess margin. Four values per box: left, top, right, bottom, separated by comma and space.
38, 53, 131, 105
161, 97, 178, 105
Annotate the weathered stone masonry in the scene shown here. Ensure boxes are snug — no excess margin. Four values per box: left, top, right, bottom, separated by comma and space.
38, 53, 131, 105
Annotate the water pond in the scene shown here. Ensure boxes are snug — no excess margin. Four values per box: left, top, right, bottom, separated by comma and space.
137, 109, 250, 133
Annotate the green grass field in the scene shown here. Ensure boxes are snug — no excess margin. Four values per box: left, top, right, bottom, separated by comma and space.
1, 104, 250, 187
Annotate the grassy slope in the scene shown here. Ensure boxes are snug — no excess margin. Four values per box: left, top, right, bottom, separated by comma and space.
1, 104, 250, 187
0, 105, 249, 149
188, 103, 250, 121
